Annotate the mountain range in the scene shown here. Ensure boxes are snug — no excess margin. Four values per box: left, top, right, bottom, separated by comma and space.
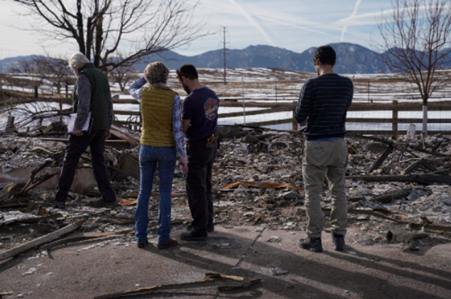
0, 42, 393, 74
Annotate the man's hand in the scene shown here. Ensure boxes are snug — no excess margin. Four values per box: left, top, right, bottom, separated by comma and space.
73, 129, 83, 136
105, 128, 111, 139
178, 157, 188, 174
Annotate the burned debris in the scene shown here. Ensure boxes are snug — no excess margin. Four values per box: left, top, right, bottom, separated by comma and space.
0, 120, 451, 299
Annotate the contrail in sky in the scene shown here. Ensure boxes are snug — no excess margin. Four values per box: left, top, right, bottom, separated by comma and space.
341, 0, 362, 41
227, 0, 276, 46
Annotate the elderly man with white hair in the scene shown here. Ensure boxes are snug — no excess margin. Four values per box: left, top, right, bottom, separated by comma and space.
52, 52, 116, 208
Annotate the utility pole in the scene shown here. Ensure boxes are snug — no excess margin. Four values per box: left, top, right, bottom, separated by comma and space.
222, 27, 227, 84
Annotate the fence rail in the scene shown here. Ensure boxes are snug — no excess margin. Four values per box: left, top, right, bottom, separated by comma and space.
112, 98, 451, 134
6, 92, 451, 135
214, 100, 451, 134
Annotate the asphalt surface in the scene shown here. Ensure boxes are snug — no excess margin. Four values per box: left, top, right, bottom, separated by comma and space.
1, 226, 450, 299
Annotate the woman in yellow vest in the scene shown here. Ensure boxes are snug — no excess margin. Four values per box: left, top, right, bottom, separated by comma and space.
128, 62, 187, 249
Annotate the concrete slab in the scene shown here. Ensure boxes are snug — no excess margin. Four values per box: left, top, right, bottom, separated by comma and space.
0, 226, 261, 299
236, 227, 451, 299
0, 226, 450, 299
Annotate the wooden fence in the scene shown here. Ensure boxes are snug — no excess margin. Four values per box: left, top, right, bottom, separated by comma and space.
8, 93, 450, 135
113, 97, 451, 135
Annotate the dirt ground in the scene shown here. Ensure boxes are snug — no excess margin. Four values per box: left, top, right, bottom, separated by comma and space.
1, 225, 451, 299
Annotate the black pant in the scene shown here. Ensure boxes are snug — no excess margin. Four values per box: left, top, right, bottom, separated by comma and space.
186, 139, 217, 236
55, 129, 116, 202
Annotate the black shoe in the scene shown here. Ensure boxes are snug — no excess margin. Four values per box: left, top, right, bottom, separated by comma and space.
186, 224, 214, 233
332, 233, 345, 251
157, 238, 178, 249
181, 230, 207, 242
137, 240, 148, 248
299, 237, 323, 252
49, 198, 66, 209
88, 199, 117, 208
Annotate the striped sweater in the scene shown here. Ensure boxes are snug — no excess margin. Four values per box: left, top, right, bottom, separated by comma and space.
295, 73, 353, 140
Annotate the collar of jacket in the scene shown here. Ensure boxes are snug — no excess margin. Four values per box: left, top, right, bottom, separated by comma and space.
77, 62, 95, 74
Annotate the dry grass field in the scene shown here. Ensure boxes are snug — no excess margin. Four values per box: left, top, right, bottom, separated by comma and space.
1, 67, 451, 132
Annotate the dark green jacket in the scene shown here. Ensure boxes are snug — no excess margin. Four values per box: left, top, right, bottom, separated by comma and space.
72, 63, 112, 130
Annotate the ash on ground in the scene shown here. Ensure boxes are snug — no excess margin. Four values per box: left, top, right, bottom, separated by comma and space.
1, 126, 451, 253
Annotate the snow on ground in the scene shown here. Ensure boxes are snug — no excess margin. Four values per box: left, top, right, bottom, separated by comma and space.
2, 67, 451, 132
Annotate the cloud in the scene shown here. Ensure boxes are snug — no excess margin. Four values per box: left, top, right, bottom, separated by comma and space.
341, 0, 363, 41
249, 7, 337, 37
226, 0, 276, 46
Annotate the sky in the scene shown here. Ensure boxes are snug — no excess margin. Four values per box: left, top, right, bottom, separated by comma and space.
0, 0, 396, 59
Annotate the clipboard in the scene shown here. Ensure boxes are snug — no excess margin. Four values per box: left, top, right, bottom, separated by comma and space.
67, 112, 92, 133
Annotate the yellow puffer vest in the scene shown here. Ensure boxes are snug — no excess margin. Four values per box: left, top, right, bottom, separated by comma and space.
140, 85, 177, 147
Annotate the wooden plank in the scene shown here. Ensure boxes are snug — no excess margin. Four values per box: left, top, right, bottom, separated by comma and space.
0, 220, 85, 261
221, 101, 296, 108
219, 106, 290, 118
113, 110, 140, 116
346, 118, 451, 124
112, 99, 139, 104
245, 118, 293, 127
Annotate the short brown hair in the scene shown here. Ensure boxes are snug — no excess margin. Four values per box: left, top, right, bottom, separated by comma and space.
177, 64, 198, 80
144, 62, 169, 84
314, 45, 336, 66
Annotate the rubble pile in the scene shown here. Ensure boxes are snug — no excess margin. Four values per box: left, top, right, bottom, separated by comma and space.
1, 127, 451, 258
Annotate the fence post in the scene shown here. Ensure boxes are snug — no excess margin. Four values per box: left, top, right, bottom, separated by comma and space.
392, 100, 398, 135
59, 98, 63, 123
292, 108, 298, 131
6, 116, 15, 132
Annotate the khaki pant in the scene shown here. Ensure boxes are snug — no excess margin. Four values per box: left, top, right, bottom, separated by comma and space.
302, 138, 348, 238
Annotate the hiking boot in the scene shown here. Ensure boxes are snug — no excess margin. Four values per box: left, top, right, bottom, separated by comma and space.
181, 230, 207, 242
137, 240, 148, 249
88, 199, 117, 208
332, 233, 345, 251
157, 238, 178, 249
299, 237, 323, 252
187, 223, 214, 233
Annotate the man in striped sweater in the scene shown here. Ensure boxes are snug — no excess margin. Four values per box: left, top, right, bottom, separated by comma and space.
295, 45, 353, 252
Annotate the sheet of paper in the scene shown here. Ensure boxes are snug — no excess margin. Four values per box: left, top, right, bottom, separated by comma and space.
67, 112, 91, 133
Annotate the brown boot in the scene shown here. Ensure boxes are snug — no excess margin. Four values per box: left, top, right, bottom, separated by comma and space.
157, 238, 178, 249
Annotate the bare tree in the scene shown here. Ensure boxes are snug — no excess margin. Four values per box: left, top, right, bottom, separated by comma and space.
377, 0, 451, 135
10, 59, 38, 74
13, 0, 207, 73
108, 54, 136, 92
10, 59, 43, 93
33, 56, 73, 94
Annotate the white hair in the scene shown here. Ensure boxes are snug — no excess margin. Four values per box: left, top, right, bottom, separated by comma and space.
68, 52, 90, 71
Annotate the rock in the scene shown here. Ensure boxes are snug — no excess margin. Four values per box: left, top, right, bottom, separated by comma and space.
407, 189, 420, 201
270, 267, 288, 276
267, 236, 282, 242
242, 135, 260, 144
22, 267, 37, 276
281, 191, 299, 200
364, 142, 389, 154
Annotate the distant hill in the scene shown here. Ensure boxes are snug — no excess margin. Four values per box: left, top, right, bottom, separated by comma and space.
0, 55, 42, 73
0, 43, 395, 74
